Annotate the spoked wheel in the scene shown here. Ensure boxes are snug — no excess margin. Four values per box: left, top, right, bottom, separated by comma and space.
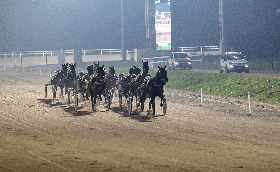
119, 93, 122, 111
162, 97, 167, 115
127, 96, 132, 115
107, 92, 111, 111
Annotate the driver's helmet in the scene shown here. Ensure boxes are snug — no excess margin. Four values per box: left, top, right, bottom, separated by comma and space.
118, 73, 124, 79
55, 69, 60, 73
79, 71, 85, 75
131, 74, 136, 79
144, 76, 150, 82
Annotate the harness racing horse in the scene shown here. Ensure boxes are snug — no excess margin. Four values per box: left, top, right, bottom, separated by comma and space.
88, 65, 106, 111
65, 63, 79, 109
45, 63, 68, 101
77, 64, 94, 100
128, 61, 149, 113
104, 66, 118, 110
117, 66, 141, 112
139, 66, 168, 115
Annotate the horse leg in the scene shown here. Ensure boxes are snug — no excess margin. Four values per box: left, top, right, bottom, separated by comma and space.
151, 97, 156, 115
104, 89, 108, 103
90, 92, 95, 110
140, 95, 145, 112
160, 95, 164, 107
148, 97, 156, 115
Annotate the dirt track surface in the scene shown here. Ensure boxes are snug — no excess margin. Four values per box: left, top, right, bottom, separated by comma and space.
0, 70, 280, 172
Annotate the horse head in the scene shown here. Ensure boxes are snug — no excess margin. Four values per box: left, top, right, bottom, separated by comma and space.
132, 66, 141, 75
142, 60, 149, 74
128, 67, 134, 75
108, 66, 115, 76
96, 65, 105, 78
155, 65, 168, 84
61, 63, 68, 74
68, 63, 76, 74
87, 65, 94, 75
93, 62, 100, 74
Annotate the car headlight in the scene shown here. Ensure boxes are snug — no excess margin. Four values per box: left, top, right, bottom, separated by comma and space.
174, 62, 179, 65
188, 62, 192, 65
245, 64, 249, 68
229, 64, 234, 68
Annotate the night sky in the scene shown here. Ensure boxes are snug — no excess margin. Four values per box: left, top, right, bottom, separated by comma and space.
0, 0, 279, 58
172, 0, 280, 58
0, 0, 146, 51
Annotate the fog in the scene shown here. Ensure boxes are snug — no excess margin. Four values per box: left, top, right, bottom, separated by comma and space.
172, 0, 280, 58
0, 0, 146, 51
0, 0, 279, 58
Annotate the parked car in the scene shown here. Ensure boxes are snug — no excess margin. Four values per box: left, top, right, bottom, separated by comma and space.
168, 52, 192, 70
220, 52, 249, 73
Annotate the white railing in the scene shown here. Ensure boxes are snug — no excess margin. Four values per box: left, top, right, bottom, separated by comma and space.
0, 49, 134, 58
178, 46, 219, 53
141, 56, 170, 68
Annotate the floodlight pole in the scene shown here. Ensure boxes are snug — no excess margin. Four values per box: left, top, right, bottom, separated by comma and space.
219, 0, 225, 54
121, 0, 126, 60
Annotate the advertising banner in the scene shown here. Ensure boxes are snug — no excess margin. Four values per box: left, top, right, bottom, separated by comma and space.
155, 0, 171, 50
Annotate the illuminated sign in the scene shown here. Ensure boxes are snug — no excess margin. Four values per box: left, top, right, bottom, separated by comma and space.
155, 0, 171, 50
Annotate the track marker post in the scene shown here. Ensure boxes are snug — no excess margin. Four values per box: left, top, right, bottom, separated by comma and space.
200, 88, 203, 105
248, 92, 252, 116
267, 79, 271, 97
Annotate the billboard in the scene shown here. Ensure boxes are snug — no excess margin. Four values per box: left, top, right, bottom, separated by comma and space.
155, 0, 171, 50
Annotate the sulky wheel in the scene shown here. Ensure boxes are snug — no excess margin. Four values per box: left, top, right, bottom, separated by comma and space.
162, 97, 167, 115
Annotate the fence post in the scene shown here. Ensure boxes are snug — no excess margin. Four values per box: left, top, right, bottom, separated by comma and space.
267, 79, 271, 96
13, 51, 16, 66
45, 52, 48, 66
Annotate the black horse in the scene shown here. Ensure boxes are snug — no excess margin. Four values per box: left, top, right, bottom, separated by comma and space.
139, 66, 168, 115
64, 63, 78, 106
88, 65, 106, 110
104, 66, 118, 109
45, 63, 68, 99
77, 64, 94, 100
117, 66, 141, 111
131, 61, 150, 105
